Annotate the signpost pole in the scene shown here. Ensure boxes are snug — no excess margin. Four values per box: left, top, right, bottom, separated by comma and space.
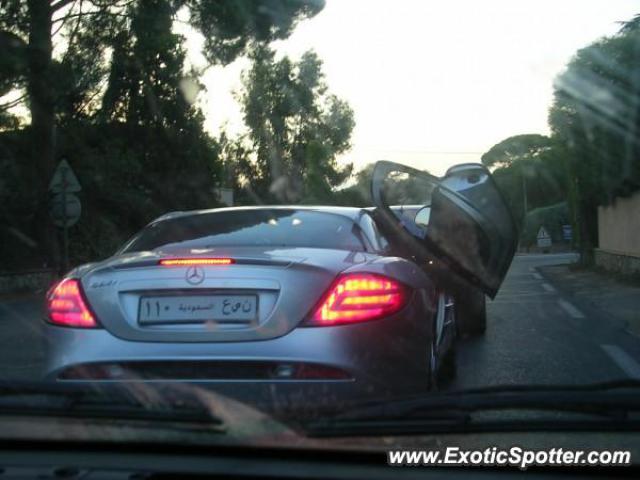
49, 159, 82, 274
522, 172, 528, 217
61, 166, 69, 274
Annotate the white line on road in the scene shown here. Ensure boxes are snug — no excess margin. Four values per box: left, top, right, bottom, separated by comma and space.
532, 272, 543, 280
516, 253, 578, 260
557, 299, 585, 319
601, 345, 640, 380
542, 283, 556, 293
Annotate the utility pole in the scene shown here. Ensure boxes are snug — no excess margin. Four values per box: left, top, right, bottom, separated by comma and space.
522, 171, 528, 217
60, 166, 68, 273
522, 170, 529, 253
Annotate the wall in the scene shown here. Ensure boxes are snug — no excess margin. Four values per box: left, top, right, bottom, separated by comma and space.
597, 190, 640, 274
0, 269, 55, 295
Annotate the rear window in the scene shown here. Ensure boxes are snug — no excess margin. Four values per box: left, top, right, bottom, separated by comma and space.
122, 209, 366, 252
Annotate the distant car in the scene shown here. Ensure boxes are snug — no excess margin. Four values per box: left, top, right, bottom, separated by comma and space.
44, 161, 516, 414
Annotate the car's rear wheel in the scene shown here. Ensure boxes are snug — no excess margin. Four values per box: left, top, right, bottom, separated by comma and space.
428, 343, 457, 390
438, 296, 457, 384
429, 293, 457, 389
428, 340, 439, 390
437, 344, 457, 384
456, 288, 486, 337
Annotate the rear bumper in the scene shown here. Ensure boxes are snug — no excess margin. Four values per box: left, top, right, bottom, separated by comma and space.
44, 301, 433, 413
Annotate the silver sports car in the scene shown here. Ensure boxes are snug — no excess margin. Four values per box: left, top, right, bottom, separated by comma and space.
44, 161, 516, 413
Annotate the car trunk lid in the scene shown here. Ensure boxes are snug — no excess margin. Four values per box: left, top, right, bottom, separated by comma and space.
80, 247, 375, 342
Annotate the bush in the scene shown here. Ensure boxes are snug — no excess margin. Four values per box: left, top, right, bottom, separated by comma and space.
0, 122, 223, 270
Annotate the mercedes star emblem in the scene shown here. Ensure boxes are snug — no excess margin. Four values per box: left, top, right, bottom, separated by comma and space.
185, 265, 205, 285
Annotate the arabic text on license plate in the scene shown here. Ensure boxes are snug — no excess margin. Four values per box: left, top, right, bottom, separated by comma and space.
138, 295, 257, 324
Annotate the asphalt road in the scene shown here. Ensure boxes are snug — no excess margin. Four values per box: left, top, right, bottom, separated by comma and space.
2, 252, 640, 389
450, 252, 640, 390
0, 293, 46, 380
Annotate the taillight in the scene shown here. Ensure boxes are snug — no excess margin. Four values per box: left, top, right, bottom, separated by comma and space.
46, 279, 99, 328
159, 258, 234, 266
308, 273, 410, 326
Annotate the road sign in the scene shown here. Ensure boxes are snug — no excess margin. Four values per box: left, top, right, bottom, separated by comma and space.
50, 193, 81, 227
48, 159, 82, 193
48, 159, 82, 274
536, 226, 552, 248
562, 224, 573, 241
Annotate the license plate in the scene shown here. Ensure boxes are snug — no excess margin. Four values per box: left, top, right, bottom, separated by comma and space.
138, 295, 258, 324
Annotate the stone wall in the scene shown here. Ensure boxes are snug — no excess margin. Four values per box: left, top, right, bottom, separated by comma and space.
597, 191, 640, 274
595, 249, 640, 275
0, 270, 55, 295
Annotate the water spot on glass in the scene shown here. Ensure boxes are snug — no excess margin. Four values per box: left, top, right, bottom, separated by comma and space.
179, 78, 200, 105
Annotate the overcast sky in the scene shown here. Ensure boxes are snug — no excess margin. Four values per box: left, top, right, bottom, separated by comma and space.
183, 0, 640, 176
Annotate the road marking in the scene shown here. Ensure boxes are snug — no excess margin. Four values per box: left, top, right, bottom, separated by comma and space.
542, 283, 556, 293
494, 291, 558, 298
601, 345, 640, 380
557, 299, 585, 319
491, 300, 562, 304
517, 253, 579, 259
532, 273, 543, 280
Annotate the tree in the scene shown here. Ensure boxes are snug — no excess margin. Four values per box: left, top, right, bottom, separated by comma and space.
332, 163, 376, 206
481, 134, 552, 168
481, 134, 568, 229
332, 162, 436, 208
100, 0, 196, 128
549, 15, 640, 262
72, 0, 221, 228
0, 0, 324, 265
230, 46, 354, 203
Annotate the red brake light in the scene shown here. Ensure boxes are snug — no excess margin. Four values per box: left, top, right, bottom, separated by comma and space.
46, 279, 98, 328
159, 258, 235, 266
309, 273, 410, 326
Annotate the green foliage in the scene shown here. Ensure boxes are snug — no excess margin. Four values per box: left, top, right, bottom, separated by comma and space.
0, 0, 325, 269
333, 162, 435, 208
227, 46, 354, 204
100, 0, 194, 128
550, 32, 640, 204
0, 120, 223, 268
0, 0, 28, 36
57, 122, 222, 263
0, 128, 43, 269
187, 0, 325, 65
333, 163, 376, 206
482, 134, 568, 229
521, 202, 570, 247
0, 110, 21, 130
481, 134, 553, 168
548, 16, 640, 260
54, 6, 125, 122
80, 0, 222, 257
0, 31, 27, 96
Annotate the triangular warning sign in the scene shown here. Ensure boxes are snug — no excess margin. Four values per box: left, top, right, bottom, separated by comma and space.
537, 226, 550, 239
48, 159, 82, 193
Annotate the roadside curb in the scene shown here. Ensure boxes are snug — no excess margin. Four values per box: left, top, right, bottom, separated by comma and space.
0, 290, 45, 304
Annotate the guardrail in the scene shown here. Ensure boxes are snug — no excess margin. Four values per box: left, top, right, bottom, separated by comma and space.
0, 269, 56, 296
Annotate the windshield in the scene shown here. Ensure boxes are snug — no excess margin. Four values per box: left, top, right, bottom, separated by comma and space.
122, 209, 366, 252
2, 0, 640, 465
